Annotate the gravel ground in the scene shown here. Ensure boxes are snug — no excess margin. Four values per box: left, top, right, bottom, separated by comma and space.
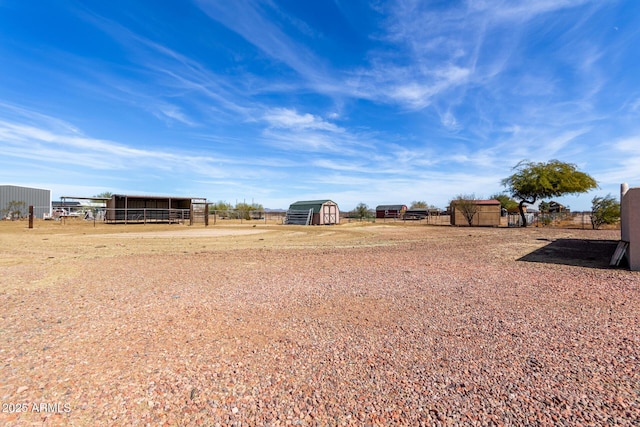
0, 222, 638, 426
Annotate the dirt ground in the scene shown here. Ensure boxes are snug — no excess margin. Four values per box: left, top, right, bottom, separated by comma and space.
0, 219, 638, 425
0, 218, 624, 280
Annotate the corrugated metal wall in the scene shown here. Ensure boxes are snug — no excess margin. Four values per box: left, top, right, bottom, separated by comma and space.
0, 185, 51, 219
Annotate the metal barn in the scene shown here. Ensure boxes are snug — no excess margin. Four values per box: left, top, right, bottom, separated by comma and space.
450, 199, 501, 226
0, 185, 51, 219
375, 204, 407, 219
285, 200, 340, 225
105, 194, 197, 223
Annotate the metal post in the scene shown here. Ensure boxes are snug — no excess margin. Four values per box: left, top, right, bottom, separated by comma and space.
28, 205, 34, 229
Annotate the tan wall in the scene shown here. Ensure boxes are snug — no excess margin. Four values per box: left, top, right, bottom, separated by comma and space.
319, 203, 339, 225
310, 203, 339, 225
621, 184, 640, 270
451, 203, 501, 226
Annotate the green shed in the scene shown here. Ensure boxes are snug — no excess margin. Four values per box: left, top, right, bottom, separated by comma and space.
285, 200, 339, 225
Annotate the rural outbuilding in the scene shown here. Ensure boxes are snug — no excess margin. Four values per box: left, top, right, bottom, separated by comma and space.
285, 200, 340, 225
620, 183, 640, 270
0, 185, 51, 219
450, 199, 501, 227
375, 204, 407, 219
105, 194, 201, 224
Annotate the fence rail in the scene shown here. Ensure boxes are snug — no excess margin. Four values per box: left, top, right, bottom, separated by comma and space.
509, 211, 613, 229
345, 213, 451, 225
104, 208, 191, 224
531, 211, 596, 229
10, 206, 615, 230
208, 210, 286, 224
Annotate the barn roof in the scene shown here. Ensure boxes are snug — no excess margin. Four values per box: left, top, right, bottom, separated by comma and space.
375, 205, 406, 210
452, 199, 500, 205
288, 200, 337, 213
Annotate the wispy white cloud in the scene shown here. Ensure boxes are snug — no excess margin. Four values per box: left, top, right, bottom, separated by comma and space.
258, 107, 381, 155
261, 128, 344, 153
195, 0, 332, 88
468, 0, 596, 22
0, 105, 228, 177
357, 0, 610, 118
153, 104, 195, 127
69, 9, 258, 125
583, 135, 640, 193
629, 98, 640, 113
263, 108, 343, 132
1, 1, 635, 211
616, 137, 640, 154
610, 137, 640, 184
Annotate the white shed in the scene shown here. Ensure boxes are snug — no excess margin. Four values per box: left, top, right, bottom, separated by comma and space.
285, 200, 340, 225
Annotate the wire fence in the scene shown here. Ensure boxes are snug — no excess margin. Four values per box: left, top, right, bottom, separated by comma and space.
2, 205, 51, 220
103, 208, 191, 224
208, 210, 287, 224
5, 206, 618, 230
531, 211, 597, 229
509, 211, 616, 229
344, 213, 451, 225
102, 209, 288, 224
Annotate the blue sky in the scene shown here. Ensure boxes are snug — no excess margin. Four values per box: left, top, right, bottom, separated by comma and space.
1, 0, 639, 211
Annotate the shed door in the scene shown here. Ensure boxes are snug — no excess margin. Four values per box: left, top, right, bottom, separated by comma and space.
323, 204, 337, 224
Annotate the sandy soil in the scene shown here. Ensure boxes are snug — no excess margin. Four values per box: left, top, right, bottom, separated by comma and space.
0, 219, 638, 426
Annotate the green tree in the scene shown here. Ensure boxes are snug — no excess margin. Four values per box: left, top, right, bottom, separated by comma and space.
490, 193, 518, 212
501, 160, 597, 227
410, 201, 440, 211
352, 202, 370, 220
249, 202, 264, 212
591, 194, 620, 230
538, 201, 550, 213
537, 201, 553, 226
235, 202, 252, 220
235, 201, 264, 220
93, 192, 113, 200
410, 201, 428, 209
211, 201, 232, 210
209, 201, 233, 217
2, 200, 26, 220
451, 194, 478, 226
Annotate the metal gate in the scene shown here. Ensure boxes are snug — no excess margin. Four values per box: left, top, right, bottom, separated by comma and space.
190, 202, 209, 226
